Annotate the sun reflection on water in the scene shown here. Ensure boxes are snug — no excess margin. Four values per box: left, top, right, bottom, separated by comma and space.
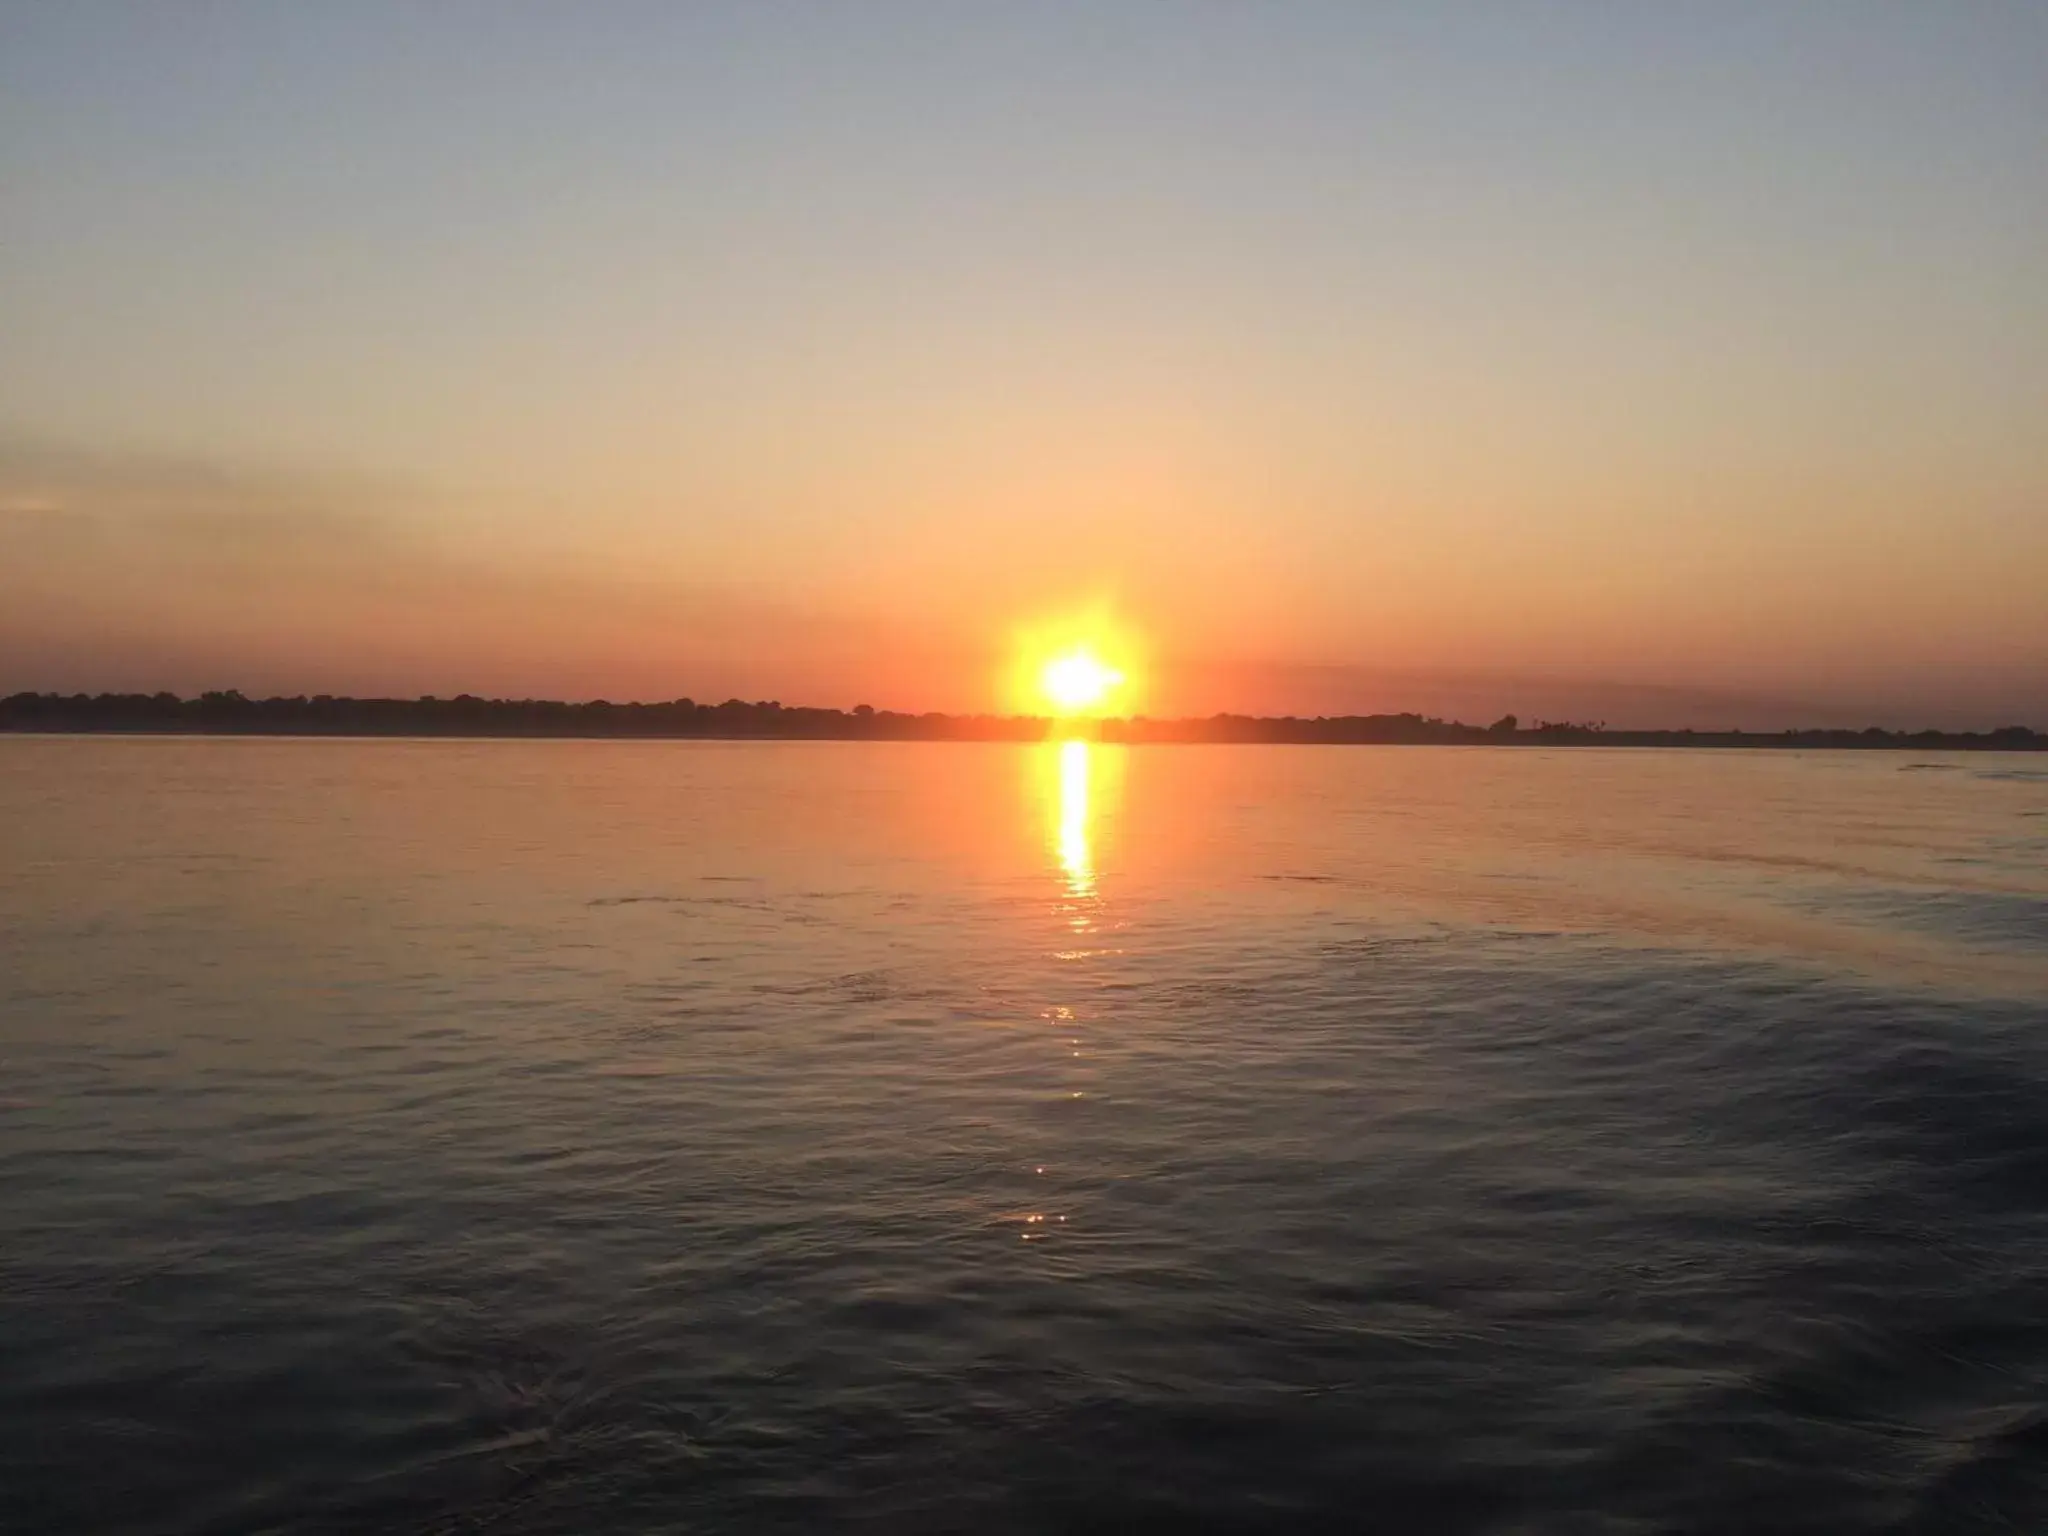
1057, 739, 1094, 902
1020, 741, 1129, 1251
1041, 737, 1123, 937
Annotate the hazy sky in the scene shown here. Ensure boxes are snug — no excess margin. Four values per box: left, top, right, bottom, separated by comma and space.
3, 2, 2043, 725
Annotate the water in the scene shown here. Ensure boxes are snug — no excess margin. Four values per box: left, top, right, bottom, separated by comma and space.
3, 738, 2046, 1534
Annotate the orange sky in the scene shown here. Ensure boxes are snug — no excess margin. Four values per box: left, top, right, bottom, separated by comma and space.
3, 7, 2044, 728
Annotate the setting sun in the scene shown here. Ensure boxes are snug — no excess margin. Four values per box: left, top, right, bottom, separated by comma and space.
1041, 651, 1125, 715
1008, 611, 1146, 720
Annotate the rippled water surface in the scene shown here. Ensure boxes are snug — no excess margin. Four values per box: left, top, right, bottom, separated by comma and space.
5, 739, 2047, 1533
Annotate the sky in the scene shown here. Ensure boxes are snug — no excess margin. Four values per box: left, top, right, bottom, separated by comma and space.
2, 1, 2043, 727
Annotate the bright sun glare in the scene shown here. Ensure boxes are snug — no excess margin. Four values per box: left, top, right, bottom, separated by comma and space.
1040, 650, 1125, 715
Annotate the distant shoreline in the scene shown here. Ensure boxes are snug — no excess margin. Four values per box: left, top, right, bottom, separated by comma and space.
2, 692, 2040, 750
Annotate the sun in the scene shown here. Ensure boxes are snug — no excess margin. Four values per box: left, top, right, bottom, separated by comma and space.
1008, 611, 1144, 719
1041, 650, 1124, 714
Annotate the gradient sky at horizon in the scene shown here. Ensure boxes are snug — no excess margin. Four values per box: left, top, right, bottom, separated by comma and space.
3, 1, 2044, 726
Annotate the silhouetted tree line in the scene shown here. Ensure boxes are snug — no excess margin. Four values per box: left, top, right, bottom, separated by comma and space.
1, 692, 2040, 749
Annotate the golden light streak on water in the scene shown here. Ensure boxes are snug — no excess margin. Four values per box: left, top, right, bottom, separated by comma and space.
1057, 738, 1094, 902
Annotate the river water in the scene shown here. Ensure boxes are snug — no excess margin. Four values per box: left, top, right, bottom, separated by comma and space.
4, 738, 2046, 1532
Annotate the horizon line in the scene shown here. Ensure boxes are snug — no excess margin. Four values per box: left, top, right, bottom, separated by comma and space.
2, 690, 2040, 747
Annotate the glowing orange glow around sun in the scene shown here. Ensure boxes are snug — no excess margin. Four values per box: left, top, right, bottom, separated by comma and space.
1009, 611, 1145, 720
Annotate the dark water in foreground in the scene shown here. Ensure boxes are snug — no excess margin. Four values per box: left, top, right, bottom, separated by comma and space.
4, 740, 2047, 1534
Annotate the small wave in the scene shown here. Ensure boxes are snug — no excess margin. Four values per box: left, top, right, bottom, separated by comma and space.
586, 894, 818, 922
1790, 885, 2048, 953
